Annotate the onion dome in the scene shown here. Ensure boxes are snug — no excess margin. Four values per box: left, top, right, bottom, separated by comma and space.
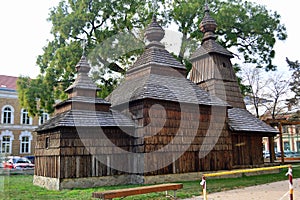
200, 4, 217, 42
75, 55, 90, 73
65, 55, 99, 95
144, 15, 165, 48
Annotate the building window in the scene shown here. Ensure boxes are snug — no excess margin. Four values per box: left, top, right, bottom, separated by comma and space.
0, 130, 14, 154
19, 131, 32, 154
2, 136, 11, 153
296, 126, 300, 134
39, 112, 49, 125
297, 141, 300, 152
20, 109, 32, 125
45, 137, 50, 149
274, 142, 278, 152
284, 141, 290, 151
282, 126, 288, 133
1, 105, 14, 124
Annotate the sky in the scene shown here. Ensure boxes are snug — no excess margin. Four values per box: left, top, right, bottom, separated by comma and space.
0, 0, 299, 78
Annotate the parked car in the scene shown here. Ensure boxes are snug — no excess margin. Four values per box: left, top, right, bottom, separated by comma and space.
285, 151, 295, 158
275, 151, 296, 158
0, 156, 6, 168
263, 151, 270, 158
24, 156, 35, 164
275, 152, 286, 157
3, 156, 34, 169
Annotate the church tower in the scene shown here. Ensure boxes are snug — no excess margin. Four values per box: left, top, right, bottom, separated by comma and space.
189, 4, 245, 108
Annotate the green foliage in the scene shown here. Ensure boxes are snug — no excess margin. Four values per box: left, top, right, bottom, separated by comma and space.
286, 57, 300, 105
165, 0, 287, 71
214, 0, 286, 71
19, 0, 287, 116
19, 0, 153, 116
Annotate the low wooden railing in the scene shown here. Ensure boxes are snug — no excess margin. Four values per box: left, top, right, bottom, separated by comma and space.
92, 183, 183, 200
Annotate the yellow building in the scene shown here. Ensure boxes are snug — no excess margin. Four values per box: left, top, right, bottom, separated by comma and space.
262, 110, 300, 155
0, 75, 49, 157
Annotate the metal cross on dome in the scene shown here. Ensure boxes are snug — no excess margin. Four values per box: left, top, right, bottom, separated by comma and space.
152, 0, 158, 13
81, 39, 87, 56
205, 0, 209, 11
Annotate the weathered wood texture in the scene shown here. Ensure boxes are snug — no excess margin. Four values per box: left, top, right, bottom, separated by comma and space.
92, 183, 183, 199
190, 55, 236, 84
190, 55, 245, 108
35, 127, 136, 178
232, 134, 264, 166
122, 99, 233, 175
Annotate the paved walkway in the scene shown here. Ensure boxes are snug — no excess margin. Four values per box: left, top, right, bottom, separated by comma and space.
184, 178, 299, 200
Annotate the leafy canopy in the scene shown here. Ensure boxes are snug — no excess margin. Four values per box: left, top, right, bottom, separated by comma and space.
286, 57, 300, 105
17, 0, 287, 116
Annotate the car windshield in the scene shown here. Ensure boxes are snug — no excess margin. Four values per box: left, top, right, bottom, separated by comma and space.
16, 158, 31, 164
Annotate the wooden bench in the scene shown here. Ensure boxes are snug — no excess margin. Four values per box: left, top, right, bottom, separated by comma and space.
92, 183, 183, 199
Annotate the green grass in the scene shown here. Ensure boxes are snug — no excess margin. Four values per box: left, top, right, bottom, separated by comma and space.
0, 166, 299, 200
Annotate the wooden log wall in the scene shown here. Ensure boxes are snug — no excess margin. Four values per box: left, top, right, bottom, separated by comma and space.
35, 126, 137, 179
35, 131, 60, 177
126, 99, 233, 175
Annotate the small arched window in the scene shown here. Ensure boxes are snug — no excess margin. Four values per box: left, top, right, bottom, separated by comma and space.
39, 111, 49, 125
20, 109, 32, 125
1, 105, 14, 124
0, 130, 14, 154
19, 131, 33, 154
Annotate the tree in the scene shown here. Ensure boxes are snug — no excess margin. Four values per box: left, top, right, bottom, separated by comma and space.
286, 57, 300, 105
241, 66, 268, 118
263, 73, 291, 119
164, 0, 287, 71
18, 0, 287, 116
241, 66, 291, 119
17, 0, 153, 116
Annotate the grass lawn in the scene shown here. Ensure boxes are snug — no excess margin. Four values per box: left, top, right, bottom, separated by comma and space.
0, 166, 298, 200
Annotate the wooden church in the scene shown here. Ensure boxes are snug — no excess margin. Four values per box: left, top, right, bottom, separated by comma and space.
33, 7, 278, 190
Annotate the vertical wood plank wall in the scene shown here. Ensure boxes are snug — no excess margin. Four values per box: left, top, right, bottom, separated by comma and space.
232, 134, 264, 166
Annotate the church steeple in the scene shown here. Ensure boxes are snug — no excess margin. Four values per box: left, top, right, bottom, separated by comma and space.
200, 2, 217, 43
54, 43, 111, 114
125, 14, 186, 77
144, 14, 165, 49
189, 2, 246, 108
64, 54, 100, 98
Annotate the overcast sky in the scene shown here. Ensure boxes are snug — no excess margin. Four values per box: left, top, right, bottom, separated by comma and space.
0, 0, 298, 78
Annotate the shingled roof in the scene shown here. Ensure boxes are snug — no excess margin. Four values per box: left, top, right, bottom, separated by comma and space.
36, 110, 134, 132
108, 15, 229, 109
190, 5, 278, 135
190, 5, 233, 60
36, 54, 134, 132
129, 47, 186, 71
228, 108, 278, 134
65, 56, 100, 93
108, 73, 228, 108
190, 39, 233, 60
55, 96, 111, 107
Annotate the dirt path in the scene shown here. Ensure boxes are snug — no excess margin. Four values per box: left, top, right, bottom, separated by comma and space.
184, 178, 299, 200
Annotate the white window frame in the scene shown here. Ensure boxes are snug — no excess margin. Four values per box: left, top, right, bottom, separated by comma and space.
0, 130, 14, 154
1, 105, 14, 124
19, 131, 32, 154
39, 111, 49, 125
20, 109, 32, 125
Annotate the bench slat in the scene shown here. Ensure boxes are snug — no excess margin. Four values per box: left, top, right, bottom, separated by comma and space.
92, 183, 183, 199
